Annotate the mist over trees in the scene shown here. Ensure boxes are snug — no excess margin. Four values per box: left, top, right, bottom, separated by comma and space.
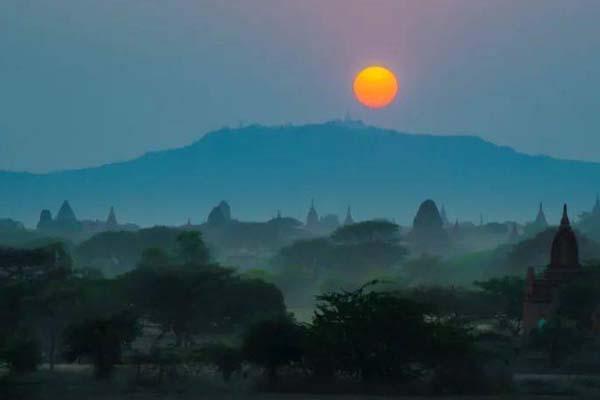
3, 191, 600, 397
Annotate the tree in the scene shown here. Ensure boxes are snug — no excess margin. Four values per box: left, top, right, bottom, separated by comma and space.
308, 282, 435, 382
138, 247, 170, 268
474, 276, 525, 336
75, 227, 183, 273
196, 343, 243, 381
242, 316, 305, 382
123, 264, 286, 346
176, 231, 210, 265
0, 242, 71, 281
274, 234, 407, 288
0, 331, 41, 374
63, 310, 139, 379
331, 220, 400, 244
30, 281, 81, 370
0, 244, 73, 372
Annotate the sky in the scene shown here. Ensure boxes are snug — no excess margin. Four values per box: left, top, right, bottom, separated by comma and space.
1, 0, 599, 173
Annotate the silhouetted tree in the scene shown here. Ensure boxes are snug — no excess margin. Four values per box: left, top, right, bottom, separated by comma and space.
124, 264, 285, 346
196, 343, 243, 381
176, 231, 209, 265
138, 247, 170, 268
474, 276, 524, 336
308, 282, 434, 382
331, 220, 400, 244
63, 310, 139, 379
242, 316, 305, 382
0, 330, 41, 375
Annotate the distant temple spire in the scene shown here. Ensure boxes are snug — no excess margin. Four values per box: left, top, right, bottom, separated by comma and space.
523, 204, 582, 335
306, 199, 319, 229
56, 200, 77, 222
560, 203, 570, 227
277, 209, 282, 219
534, 202, 548, 227
344, 206, 354, 225
550, 203, 579, 269
106, 206, 118, 227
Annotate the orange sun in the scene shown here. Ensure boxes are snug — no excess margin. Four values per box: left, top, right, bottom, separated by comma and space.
353, 66, 398, 109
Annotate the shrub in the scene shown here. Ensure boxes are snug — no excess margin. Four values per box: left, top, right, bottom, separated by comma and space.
1, 333, 41, 374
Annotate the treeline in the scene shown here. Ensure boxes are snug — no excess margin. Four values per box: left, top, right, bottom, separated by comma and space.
0, 232, 285, 379
3, 230, 600, 396
0, 230, 514, 395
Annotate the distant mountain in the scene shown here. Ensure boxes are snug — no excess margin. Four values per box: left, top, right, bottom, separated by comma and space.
1, 121, 600, 227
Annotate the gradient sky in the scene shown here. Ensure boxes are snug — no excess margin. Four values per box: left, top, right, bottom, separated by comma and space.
1, 0, 599, 172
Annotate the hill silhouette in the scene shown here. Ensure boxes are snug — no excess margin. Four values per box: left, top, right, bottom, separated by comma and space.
1, 121, 599, 226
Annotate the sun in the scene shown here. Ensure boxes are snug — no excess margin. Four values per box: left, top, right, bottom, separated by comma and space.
353, 66, 398, 109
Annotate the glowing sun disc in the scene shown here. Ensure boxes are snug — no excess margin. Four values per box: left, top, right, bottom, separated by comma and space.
353, 66, 398, 109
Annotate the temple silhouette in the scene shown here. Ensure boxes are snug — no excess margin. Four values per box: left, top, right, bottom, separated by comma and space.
522, 204, 582, 335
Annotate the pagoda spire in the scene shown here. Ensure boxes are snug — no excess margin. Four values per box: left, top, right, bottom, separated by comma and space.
106, 206, 118, 227
344, 206, 354, 225
560, 204, 570, 227
306, 199, 319, 228
535, 202, 548, 227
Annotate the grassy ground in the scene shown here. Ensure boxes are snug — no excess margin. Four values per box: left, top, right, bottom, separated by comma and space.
0, 365, 592, 400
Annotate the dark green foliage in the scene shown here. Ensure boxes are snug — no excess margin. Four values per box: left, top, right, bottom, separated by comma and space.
304, 283, 505, 391
275, 220, 406, 285
307, 282, 436, 382
75, 227, 183, 273
0, 332, 41, 374
331, 220, 400, 244
429, 322, 481, 394
175, 231, 210, 265
63, 310, 140, 379
474, 276, 525, 335
407, 285, 493, 322
556, 267, 600, 330
130, 347, 185, 385
274, 234, 407, 291
528, 317, 586, 367
196, 343, 243, 381
124, 264, 285, 345
475, 276, 525, 317
0, 282, 28, 341
242, 316, 305, 382
76, 230, 138, 267
0, 242, 72, 280
138, 247, 170, 268
29, 280, 82, 370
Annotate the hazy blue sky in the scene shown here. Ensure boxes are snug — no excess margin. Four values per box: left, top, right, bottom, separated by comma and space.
1, 0, 599, 172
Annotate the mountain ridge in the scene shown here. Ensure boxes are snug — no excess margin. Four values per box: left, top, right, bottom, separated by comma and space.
1, 121, 599, 227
